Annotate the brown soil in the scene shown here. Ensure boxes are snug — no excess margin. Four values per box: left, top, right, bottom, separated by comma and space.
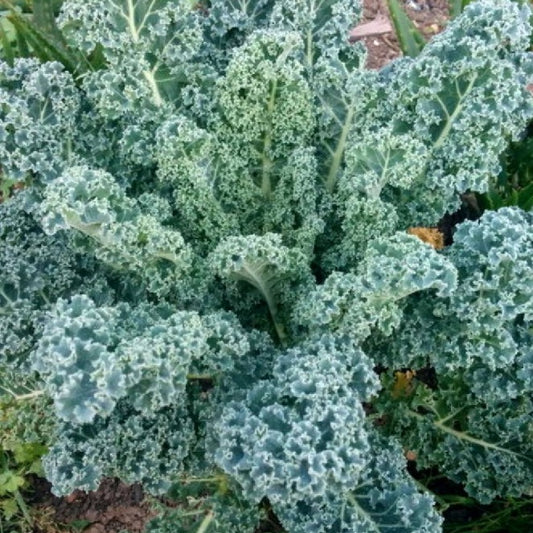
360, 0, 449, 69
29, 477, 155, 533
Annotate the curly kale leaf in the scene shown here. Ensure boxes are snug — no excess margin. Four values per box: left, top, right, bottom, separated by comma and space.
270, 0, 367, 192
40, 166, 194, 298
209, 233, 314, 342
214, 334, 441, 532
213, 334, 379, 504
0, 193, 113, 368
43, 401, 195, 496
275, 432, 442, 533
377, 370, 533, 505
0, 59, 80, 183
33, 294, 266, 425
202, 0, 277, 67
213, 30, 315, 220
156, 116, 239, 254
271, 0, 363, 69
58, 0, 204, 113
369, 208, 533, 503
326, 0, 533, 272
448, 207, 533, 328
32, 295, 127, 423
371, 207, 533, 372
296, 232, 456, 341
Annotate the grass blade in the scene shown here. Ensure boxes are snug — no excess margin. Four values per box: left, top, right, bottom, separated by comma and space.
32, 0, 68, 49
7, 10, 77, 71
449, 0, 474, 19
386, 0, 425, 58
0, 17, 15, 64
517, 182, 533, 210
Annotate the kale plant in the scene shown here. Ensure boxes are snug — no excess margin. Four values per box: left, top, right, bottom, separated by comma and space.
1, 1, 532, 531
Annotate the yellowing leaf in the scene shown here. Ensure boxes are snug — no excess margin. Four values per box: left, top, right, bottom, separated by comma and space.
392, 370, 417, 398
0, 471, 25, 495
407, 227, 445, 250
1, 497, 19, 519
12, 442, 47, 465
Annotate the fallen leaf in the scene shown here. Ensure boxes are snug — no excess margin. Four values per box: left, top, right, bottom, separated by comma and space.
405, 450, 418, 461
350, 17, 393, 40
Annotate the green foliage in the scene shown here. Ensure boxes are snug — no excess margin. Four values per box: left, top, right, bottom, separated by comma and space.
0, 371, 54, 533
449, 0, 533, 20
443, 496, 533, 533
479, 126, 533, 211
145, 476, 264, 533
0, 1, 532, 532
449, 0, 474, 18
0, 0, 102, 75
367, 0, 533, 218
453, 0, 533, 215
369, 208, 533, 504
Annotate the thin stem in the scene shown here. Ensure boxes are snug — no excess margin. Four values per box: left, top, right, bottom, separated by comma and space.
14, 489, 33, 526
0, 385, 45, 401
232, 265, 288, 345
433, 75, 477, 150
124, 0, 139, 42
437, 407, 465, 425
345, 493, 380, 532
179, 510, 209, 517
39, 290, 51, 305
306, 28, 314, 68
143, 69, 163, 107
180, 474, 226, 484
0, 287, 15, 305
186, 374, 213, 381
407, 409, 528, 460
14, 390, 45, 400
196, 511, 215, 533
261, 79, 278, 199
326, 104, 355, 193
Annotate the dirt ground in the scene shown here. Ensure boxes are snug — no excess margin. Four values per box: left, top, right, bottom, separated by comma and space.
31, 477, 155, 533
28, 2, 450, 532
